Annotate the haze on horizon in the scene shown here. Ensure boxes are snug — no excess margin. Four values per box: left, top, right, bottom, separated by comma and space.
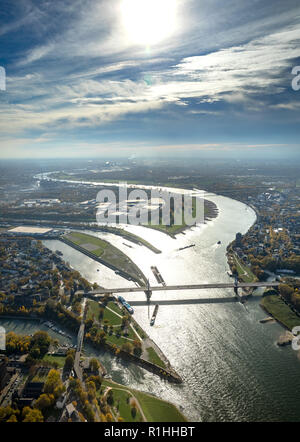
0, 0, 299, 160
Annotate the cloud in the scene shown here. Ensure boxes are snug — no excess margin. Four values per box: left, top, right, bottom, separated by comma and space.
1, 0, 300, 156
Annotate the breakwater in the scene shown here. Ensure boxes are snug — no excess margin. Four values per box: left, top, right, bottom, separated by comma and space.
60, 236, 147, 286
85, 335, 183, 384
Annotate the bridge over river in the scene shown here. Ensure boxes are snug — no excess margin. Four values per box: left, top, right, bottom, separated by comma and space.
83, 281, 280, 305
86, 281, 279, 295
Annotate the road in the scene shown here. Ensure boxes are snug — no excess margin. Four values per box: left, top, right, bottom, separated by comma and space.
86, 281, 280, 296
73, 322, 85, 381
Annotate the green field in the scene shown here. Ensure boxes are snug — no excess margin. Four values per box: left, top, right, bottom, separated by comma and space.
145, 196, 203, 236
86, 298, 101, 321
87, 300, 139, 346
42, 354, 66, 368
146, 347, 166, 369
261, 294, 300, 331
101, 380, 187, 422
64, 231, 146, 285
106, 387, 143, 422
232, 253, 257, 283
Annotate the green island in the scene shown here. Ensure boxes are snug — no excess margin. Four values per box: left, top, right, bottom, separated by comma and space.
260, 287, 300, 331
45, 172, 218, 237
143, 196, 218, 237
62, 231, 147, 286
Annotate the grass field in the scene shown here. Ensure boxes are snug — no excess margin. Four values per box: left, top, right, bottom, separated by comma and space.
261, 294, 300, 331
232, 254, 257, 283
65, 231, 146, 285
87, 300, 139, 346
101, 380, 187, 422
86, 299, 101, 321
146, 347, 166, 368
106, 387, 143, 422
145, 196, 203, 236
42, 354, 66, 368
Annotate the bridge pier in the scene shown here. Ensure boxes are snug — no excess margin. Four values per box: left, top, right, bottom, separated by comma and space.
145, 289, 152, 302
145, 289, 152, 318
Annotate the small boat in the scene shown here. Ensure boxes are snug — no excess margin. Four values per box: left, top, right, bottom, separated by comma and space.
150, 304, 159, 326
217, 241, 221, 245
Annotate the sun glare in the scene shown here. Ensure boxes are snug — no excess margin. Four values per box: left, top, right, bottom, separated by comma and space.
121, 0, 177, 46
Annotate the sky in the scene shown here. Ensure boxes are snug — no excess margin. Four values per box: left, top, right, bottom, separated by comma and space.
0, 0, 300, 159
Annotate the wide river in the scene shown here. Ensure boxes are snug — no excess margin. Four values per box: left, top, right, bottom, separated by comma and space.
2, 184, 300, 422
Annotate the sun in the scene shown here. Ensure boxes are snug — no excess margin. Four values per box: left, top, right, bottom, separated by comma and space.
121, 0, 177, 46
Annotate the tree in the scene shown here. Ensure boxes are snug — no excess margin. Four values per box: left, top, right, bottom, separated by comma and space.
131, 406, 137, 419
106, 412, 113, 422
86, 381, 96, 400
107, 390, 114, 406
291, 293, 300, 311
89, 358, 100, 373
121, 315, 130, 328
279, 284, 294, 302
6, 414, 18, 422
98, 330, 107, 344
133, 340, 142, 357
121, 342, 133, 354
44, 369, 65, 399
103, 319, 109, 332
0, 406, 20, 422
64, 354, 74, 371
231, 266, 238, 276
34, 394, 54, 411
22, 407, 44, 422
99, 308, 104, 321
86, 375, 102, 390
30, 331, 51, 356
85, 318, 93, 329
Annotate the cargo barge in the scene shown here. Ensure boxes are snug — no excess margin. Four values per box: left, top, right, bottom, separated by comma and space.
178, 244, 195, 251
151, 266, 166, 286
150, 304, 159, 326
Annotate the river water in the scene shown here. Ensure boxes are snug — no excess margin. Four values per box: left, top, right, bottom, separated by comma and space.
2, 185, 300, 422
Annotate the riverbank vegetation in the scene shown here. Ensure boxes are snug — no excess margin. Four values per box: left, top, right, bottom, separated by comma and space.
64, 232, 147, 286
227, 247, 258, 283
5, 330, 51, 358
85, 299, 166, 370
100, 379, 187, 422
145, 197, 218, 237
260, 282, 300, 331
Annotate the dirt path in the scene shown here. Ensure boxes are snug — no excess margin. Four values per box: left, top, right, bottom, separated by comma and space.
106, 305, 143, 342
104, 386, 147, 422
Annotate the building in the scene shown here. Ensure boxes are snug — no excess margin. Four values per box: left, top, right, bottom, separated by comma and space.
0, 355, 9, 391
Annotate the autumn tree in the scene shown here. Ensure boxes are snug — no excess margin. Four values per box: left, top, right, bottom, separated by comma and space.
22, 407, 44, 422
89, 358, 100, 373
34, 393, 54, 411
